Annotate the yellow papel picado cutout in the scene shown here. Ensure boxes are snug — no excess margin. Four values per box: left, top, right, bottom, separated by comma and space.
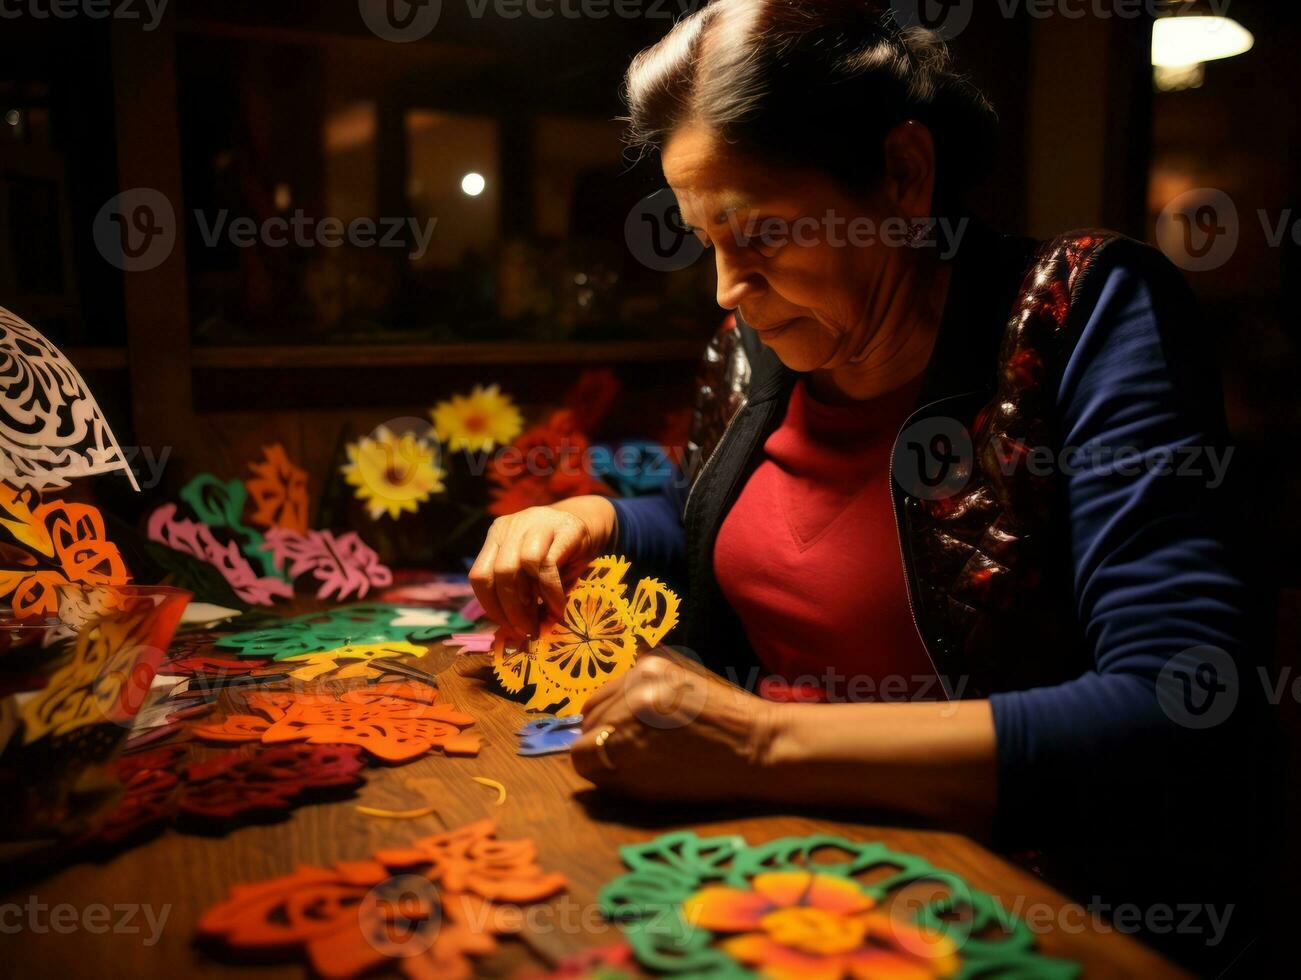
491, 555, 680, 716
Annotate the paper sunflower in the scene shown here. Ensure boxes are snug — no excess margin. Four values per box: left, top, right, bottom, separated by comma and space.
683, 871, 960, 980
430, 383, 523, 453
341, 425, 445, 521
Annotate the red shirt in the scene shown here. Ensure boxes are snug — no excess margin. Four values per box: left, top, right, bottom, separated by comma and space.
714, 376, 935, 701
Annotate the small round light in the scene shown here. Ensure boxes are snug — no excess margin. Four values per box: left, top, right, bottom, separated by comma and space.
461, 172, 485, 197
4, 110, 19, 127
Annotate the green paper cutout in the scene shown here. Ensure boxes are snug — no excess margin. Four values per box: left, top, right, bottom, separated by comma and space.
216, 603, 472, 660
179, 473, 285, 581
597, 831, 1081, 980
142, 540, 249, 610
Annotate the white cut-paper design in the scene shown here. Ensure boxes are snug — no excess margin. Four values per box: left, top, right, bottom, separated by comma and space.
0, 306, 139, 491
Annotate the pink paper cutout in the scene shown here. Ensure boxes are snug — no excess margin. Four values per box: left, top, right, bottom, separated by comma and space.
442, 632, 494, 655
147, 504, 292, 606
459, 595, 485, 621
378, 578, 474, 604
263, 528, 393, 602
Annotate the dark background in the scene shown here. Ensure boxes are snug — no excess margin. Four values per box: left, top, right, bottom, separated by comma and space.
1, 9, 1295, 596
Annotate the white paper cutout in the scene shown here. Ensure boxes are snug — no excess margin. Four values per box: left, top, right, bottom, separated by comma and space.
0, 306, 139, 491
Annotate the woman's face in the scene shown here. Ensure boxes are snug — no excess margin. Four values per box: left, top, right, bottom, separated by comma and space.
661, 124, 931, 374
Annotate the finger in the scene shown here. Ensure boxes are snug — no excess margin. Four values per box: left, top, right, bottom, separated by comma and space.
469, 532, 510, 630
581, 668, 629, 720
536, 534, 577, 619
493, 537, 537, 638
570, 730, 605, 783
517, 528, 554, 631
570, 728, 627, 788
578, 679, 621, 731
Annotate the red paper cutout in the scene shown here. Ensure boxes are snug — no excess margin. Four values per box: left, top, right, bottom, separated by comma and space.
91, 742, 365, 843
263, 528, 393, 601
486, 411, 614, 518
179, 744, 365, 821
244, 444, 310, 535
199, 819, 567, 979
562, 368, 620, 434
159, 654, 262, 679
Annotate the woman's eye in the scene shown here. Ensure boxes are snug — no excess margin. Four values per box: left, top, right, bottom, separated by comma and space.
741, 218, 786, 256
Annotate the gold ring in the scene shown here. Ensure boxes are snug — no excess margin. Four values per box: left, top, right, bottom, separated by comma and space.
594, 727, 617, 770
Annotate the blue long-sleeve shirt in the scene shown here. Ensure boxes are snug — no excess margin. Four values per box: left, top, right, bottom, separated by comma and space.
610, 264, 1260, 889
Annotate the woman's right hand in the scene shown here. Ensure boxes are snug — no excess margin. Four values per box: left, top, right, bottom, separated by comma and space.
468, 496, 617, 641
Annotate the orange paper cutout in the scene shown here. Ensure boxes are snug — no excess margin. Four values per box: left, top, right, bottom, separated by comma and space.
0, 483, 129, 619
198, 819, 566, 980
191, 682, 477, 763
244, 443, 310, 534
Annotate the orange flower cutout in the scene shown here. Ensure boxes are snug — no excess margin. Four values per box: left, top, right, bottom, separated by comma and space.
683, 871, 960, 980
198, 818, 566, 980
0, 482, 129, 619
245, 443, 310, 534
191, 683, 480, 762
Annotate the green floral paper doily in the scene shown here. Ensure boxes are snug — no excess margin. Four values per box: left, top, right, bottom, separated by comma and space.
598, 831, 1080, 979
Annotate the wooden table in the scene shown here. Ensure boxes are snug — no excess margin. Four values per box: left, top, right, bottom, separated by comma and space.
1, 643, 1187, 978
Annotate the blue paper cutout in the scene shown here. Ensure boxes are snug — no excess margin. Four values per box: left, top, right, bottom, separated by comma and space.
517, 714, 583, 756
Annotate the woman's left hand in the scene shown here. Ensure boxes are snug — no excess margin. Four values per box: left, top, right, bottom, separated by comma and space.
571, 653, 776, 801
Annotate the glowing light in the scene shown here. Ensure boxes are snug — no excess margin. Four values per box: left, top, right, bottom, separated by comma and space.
1152, 16, 1254, 69
461, 172, 486, 197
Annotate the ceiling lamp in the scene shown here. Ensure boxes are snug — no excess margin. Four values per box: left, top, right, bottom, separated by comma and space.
1152, 15, 1254, 68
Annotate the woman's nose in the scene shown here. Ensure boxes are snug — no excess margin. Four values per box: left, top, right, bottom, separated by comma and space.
714, 248, 763, 311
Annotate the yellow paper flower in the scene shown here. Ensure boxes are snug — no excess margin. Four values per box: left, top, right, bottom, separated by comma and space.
341, 425, 445, 520
431, 383, 523, 453
683, 871, 960, 980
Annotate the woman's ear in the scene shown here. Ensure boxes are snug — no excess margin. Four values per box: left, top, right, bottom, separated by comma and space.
881, 120, 938, 219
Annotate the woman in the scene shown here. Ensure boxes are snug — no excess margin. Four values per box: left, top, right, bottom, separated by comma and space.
471, 0, 1265, 961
